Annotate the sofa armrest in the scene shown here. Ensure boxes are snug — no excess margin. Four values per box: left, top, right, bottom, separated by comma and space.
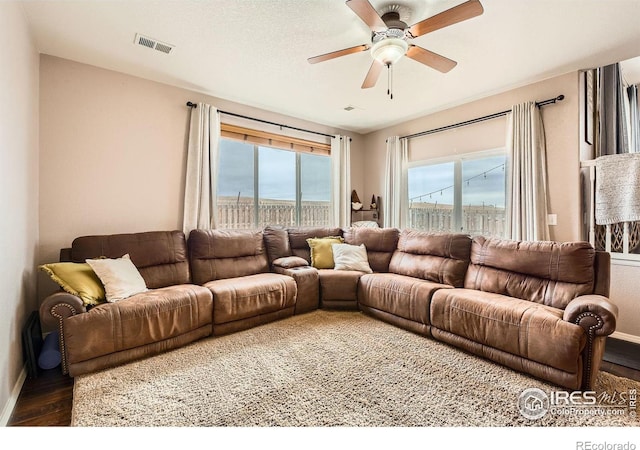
563, 295, 618, 337
40, 292, 86, 326
273, 256, 310, 269
39, 292, 86, 375
273, 265, 319, 314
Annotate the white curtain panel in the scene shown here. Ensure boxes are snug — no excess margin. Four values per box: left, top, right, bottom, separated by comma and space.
383, 136, 408, 229
506, 101, 550, 241
183, 103, 220, 236
331, 135, 351, 228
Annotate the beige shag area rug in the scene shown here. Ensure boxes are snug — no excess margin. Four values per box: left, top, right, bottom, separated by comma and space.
71, 310, 640, 427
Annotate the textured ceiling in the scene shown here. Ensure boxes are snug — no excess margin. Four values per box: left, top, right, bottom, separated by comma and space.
21, 0, 640, 134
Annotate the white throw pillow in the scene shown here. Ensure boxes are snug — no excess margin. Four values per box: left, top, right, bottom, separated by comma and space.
331, 243, 373, 273
86, 254, 148, 302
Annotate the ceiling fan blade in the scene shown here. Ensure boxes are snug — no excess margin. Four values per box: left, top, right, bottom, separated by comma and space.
408, 0, 484, 38
346, 0, 387, 32
406, 46, 457, 73
361, 59, 384, 89
308, 44, 369, 64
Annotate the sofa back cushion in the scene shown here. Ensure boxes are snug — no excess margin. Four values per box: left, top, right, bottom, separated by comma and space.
188, 229, 269, 284
389, 230, 471, 287
70, 230, 190, 289
286, 227, 344, 263
464, 236, 596, 309
263, 226, 292, 265
343, 227, 399, 272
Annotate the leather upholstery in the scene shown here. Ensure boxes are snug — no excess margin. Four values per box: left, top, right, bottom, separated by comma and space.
189, 229, 298, 334
317, 269, 362, 308
358, 231, 614, 390
464, 237, 596, 308
431, 327, 585, 390
431, 288, 586, 373
273, 266, 319, 314
205, 273, 296, 325
343, 227, 399, 272
593, 251, 611, 297
263, 226, 292, 265
277, 227, 352, 308
563, 295, 618, 336
273, 256, 309, 269
389, 230, 471, 287
359, 273, 452, 326
189, 229, 270, 284
70, 230, 191, 289
64, 284, 212, 366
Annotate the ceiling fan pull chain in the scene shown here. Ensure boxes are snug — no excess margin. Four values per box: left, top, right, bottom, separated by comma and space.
387, 63, 394, 100
387, 63, 390, 97
390, 63, 394, 100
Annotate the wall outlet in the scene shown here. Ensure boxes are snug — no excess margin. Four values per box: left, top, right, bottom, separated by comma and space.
547, 214, 558, 226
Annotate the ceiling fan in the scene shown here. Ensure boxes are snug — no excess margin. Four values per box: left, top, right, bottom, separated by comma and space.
308, 0, 484, 96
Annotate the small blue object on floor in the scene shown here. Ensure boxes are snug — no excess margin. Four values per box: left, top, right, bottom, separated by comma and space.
38, 331, 61, 370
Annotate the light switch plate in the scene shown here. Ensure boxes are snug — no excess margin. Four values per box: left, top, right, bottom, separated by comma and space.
548, 214, 558, 226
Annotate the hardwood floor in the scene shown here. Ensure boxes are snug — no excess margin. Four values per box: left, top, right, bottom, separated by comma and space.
7, 367, 73, 426
7, 338, 640, 426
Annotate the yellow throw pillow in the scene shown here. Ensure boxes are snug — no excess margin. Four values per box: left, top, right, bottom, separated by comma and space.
306, 236, 344, 269
39, 262, 106, 306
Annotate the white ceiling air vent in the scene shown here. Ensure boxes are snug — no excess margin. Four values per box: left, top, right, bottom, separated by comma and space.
134, 33, 174, 55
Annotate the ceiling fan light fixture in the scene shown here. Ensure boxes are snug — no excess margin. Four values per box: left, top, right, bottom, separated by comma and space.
370, 38, 408, 65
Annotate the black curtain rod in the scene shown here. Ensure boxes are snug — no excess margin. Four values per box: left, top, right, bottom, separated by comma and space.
186, 101, 341, 140
399, 95, 565, 141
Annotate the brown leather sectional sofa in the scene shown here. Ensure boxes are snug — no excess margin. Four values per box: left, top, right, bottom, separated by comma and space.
40, 226, 617, 391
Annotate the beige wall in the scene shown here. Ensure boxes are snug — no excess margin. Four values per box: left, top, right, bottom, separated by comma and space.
0, 3, 40, 423
38, 55, 364, 297
362, 72, 581, 243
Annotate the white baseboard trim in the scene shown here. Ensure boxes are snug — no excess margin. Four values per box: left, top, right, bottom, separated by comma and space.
0, 365, 26, 427
610, 331, 640, 345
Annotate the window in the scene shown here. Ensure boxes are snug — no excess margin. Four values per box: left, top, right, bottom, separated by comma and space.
217, 140, 255, 228
216, 127, 331, 229
408, 151, 507, 237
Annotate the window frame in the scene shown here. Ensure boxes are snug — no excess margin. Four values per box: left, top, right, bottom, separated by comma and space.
220, 123, 330, 155
217, 131, 332, 228
408, 148, 507, 234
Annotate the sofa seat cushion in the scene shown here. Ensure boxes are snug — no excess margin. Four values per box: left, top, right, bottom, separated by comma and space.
430, 289, 586, 373
358, 273, 453, 325
205, 273, 296, 324
317, 269, 363, 301
64, 284, 213, 365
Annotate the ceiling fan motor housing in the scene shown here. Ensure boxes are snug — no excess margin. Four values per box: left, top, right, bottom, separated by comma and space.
381, 11, 407, 30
